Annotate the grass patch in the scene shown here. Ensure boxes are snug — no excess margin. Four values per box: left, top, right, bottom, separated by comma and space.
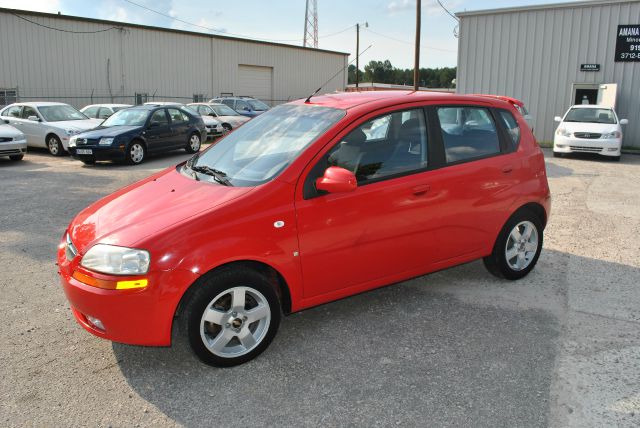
537, 141, 553, 148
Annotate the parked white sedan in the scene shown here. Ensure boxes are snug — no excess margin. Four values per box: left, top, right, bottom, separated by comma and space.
0, 123, 27, 161
80, 104, 132, 120
553, 105, 628, 161
0, 102, 98, 156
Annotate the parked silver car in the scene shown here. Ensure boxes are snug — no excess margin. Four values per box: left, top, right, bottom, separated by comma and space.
187, 102, 250, 133
0, 123, 27, 161
80, 104, 132, 120
0, 102, 98, 156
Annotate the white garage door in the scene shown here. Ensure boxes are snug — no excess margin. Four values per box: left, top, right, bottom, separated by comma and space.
238, 65, 273, 105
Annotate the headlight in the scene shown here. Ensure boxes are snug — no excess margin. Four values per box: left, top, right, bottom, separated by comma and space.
556, 128, 572, 137
65, 129, 79, 136
80, 244, 150, 275
99, 137, 115, 146
69, 136, 77, 147
601, 131, 621, 139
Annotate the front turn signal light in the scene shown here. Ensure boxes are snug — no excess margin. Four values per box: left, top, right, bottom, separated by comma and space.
72, 270, 148, 290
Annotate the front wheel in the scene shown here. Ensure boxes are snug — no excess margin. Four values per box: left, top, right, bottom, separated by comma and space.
185, 133, 201, 153
180, 268, 281, 367
125, 141, 146, 165
47, 135, 64, 156
221, 123, 232, 135
483, 209, 544, 280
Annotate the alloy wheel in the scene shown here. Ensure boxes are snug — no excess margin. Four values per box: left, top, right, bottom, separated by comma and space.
504, 220, 539, 271
199, 286, 271, 358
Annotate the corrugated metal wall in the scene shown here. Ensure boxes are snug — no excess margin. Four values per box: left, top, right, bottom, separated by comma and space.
457, 0, 640, 148
0, 10, 348, 108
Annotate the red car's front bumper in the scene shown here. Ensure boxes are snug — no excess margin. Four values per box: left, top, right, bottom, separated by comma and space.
57, 244, 199, 346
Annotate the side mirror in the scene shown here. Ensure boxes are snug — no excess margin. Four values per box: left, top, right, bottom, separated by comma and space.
315, 166, 357, 194
554, 116, 562, 123
28, 115, 40, 122
620, 119, 629, 125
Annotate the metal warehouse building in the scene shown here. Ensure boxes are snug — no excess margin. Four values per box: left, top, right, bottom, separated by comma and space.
0, 8, 348, 108
456, 0, 640, 148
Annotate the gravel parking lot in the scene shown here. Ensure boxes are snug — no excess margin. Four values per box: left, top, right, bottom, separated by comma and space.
1, 148, 639, 427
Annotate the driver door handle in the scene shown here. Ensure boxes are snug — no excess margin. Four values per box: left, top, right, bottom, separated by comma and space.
412, 184, 431, 195
502, 165, 513, 174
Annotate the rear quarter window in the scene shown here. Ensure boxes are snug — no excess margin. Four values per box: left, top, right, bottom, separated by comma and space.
497, 110, 521, 151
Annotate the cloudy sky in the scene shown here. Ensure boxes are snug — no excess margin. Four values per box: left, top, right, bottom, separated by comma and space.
0, 0, 582, 68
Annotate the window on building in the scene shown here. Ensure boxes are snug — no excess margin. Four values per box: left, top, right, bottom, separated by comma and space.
0, 89, 18, 106
437, 106, 501, 163
135, 92, 149, 105
193, 94, 206, 102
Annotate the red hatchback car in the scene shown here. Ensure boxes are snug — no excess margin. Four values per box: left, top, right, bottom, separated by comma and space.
57, 91, 551, 366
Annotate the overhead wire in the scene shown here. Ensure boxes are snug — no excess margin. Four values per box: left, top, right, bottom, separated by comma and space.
8, 12, 122, 33
122, 0, 353, 44
363, 28, 456, 53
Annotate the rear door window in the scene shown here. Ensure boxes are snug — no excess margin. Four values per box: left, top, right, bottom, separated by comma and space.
4, 106, 22, 118
436, 106, 501, 163
97, 107, 112, 119
150, 109, 169, 125
167, 108, 188, 124
83, 106, 99, 118
21, 106, 38, 119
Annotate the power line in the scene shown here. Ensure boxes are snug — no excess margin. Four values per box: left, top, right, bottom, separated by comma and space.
9, 12, 122, 33
436, 0, 460, 22
122, 0, 352, 44
363, 28, 456, 53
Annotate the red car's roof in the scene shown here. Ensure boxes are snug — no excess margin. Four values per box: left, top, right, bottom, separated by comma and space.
469, 94, 525, 107
291, 91, 502, 110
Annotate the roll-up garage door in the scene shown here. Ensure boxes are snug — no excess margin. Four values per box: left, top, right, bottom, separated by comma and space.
238, 65, 273, 105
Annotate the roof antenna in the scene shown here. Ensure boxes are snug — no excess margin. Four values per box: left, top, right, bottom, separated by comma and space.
305, 44, 372, 103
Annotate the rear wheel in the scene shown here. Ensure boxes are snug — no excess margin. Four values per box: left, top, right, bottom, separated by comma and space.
611, 155, 621, 162
9, 154, 24, 161
47, 135, 64, 156
185, 132, 201, 154
125, 141, 146, 165
180, 267, 281, 367
483, 209, 543, 280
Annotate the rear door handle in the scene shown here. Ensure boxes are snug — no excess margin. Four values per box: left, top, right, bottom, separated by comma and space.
502, 165, 513, 174
412, 184, 431, 195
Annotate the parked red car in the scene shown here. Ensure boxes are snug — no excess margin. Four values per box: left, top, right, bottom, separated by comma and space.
57, 91, 551, 366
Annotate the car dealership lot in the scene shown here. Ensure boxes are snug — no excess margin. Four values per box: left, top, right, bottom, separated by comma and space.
1, 149, 639, 427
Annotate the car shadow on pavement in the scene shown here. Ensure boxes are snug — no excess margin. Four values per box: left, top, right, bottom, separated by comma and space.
111, 253, 577, 427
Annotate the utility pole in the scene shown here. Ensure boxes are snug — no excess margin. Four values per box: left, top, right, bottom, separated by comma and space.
355, 22, 368, 90
356, 23, 360, 89
414, 0, 421, 91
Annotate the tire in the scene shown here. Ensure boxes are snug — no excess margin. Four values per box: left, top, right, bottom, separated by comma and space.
221, 123, 232, 134
552, 151, 563, 158
46, 135, 64, 157
81, 159, 96, 165
179, 267, 281, 367
185, 132, 201, 154
483, 209, 544, 280
611, 155, 621, 162
125, 141, 146, 165
9, 154, 24, 161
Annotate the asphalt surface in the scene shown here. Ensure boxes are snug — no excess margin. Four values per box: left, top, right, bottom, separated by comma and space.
0, 148, 639, 427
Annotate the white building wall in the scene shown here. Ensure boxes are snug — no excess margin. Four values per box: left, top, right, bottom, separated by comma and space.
0, 9, 348, 107
457, 0, 640, 148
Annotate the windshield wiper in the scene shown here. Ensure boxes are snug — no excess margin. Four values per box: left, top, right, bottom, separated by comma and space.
190, 164, 233, 186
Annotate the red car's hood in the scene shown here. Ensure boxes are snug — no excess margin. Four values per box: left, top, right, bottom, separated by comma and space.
68, 166, 253, 253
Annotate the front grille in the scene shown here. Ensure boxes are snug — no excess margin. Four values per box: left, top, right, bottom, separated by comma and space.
0, 137, 13, 142
574, 132, 601, 139
0, 148, 21, 155
76, 138, 99, 146
570, 146, 603, 153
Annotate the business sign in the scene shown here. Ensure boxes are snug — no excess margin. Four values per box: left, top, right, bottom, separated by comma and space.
580, 64, 600, 71
615, 25, 640, 62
